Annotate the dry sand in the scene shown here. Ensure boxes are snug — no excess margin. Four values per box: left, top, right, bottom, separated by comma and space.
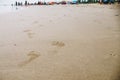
0, 4, 120, 80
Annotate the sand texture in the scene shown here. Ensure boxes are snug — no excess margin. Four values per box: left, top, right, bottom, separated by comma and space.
0, 4, 120, 80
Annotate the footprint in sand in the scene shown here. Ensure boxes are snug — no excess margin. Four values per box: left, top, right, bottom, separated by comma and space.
108, 50, 120, 57
49, 20, 53, 22
49, 41, 65, 55
14, 44, 17, 46
51, 41, 65, 48
39, 24, 44, 27
18, 51, 40, 67
109, 53, 117, 57
23, 29, 35, 38
33, 21, 39, 24
27, 32, 35, 38
63, 14, 66, 17
23, 29, 32, 32
115, 14, 119, 16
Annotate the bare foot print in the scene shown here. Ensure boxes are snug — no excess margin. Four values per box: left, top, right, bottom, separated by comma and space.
23, 29, 35, 38
47, 41, 65, 56
108, 50, 119, 57
49, 20, 52, 22
115, 14, 119, 16
64, 14, 66, 16
39, 24, 44, 27
109, 53, 117, 57
23, 29, 32, 33
27, 32, 35, 38
19, 51, 40, 67
14, 44, 17, 46
51, 41, 65, 47
33, 21, 39, 24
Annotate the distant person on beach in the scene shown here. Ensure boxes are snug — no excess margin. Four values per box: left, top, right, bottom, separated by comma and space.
18, 2, 20, 6
20, 2, 23, 6
99, 0, 103, 4
118, 0, 120, 4
15, 1, 18, 6
25, 1, 28, 5
109, 0, 114, 4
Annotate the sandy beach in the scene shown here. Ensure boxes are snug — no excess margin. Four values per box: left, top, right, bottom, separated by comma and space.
0, 4, 120, 80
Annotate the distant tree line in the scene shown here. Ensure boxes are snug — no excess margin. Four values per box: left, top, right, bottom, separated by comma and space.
13, 0, 120, 6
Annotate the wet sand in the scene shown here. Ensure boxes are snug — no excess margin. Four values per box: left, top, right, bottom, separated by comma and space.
0, 4, 120, 80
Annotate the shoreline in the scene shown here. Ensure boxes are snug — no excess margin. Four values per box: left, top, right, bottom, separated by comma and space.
0, 3, 119, 14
